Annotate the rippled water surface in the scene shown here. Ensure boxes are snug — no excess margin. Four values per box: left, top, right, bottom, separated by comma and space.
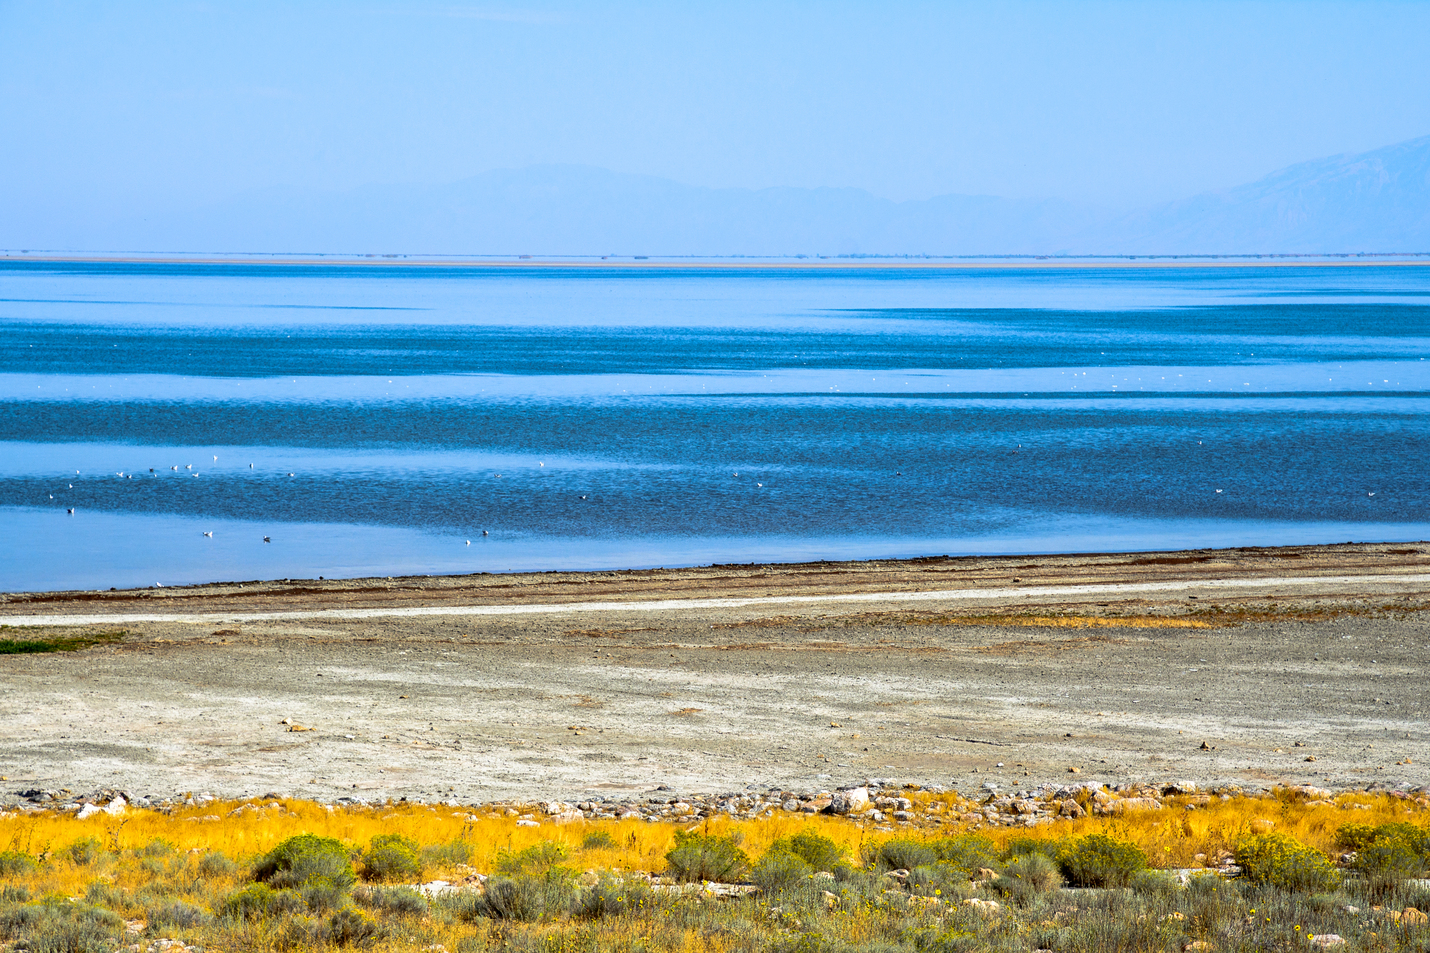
3, 259, 1428, 590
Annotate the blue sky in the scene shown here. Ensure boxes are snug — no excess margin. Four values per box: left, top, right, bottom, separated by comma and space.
2, 0, 1429, 225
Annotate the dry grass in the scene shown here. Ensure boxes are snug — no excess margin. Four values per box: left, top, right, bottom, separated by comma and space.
1, 792, 1426, 953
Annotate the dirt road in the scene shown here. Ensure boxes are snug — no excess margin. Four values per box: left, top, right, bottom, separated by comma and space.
2, 542, 1427, 803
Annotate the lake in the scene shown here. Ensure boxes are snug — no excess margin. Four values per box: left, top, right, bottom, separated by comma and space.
2, 258, 1427, 591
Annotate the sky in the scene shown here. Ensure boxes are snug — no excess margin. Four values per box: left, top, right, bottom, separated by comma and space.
2, 0, 1430, 230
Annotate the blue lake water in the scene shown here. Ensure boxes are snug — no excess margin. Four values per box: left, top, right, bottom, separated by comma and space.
2, 259, 1428, 591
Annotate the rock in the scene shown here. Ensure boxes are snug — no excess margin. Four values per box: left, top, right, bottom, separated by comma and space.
75, 803, 103, 820
1250, 818, 1275, 833
782, 799, 800, 812
1398, 908, 1428, 925
1108, 797, 1162, 813
869, 810, 886, 822
1067, 766, 1080, 773
1307, 935, 1346, 948
962, 897, 1001, 916
104, 797, 127, 816
822, 890, 839, 909
830, 787, 869, 814
1058, 799, 1086, 818
974, 867, 999, 882
1184, 942, 1214, 952
515, 819, 539, 828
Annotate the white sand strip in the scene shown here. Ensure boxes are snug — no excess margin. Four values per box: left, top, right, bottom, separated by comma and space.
4, 572, 1429, 627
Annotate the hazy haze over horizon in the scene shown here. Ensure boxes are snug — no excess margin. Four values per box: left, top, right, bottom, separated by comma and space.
3, 1, 1429, 253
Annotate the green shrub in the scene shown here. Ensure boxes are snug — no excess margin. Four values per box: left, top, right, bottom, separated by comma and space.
0, 851, 38, 878
2, 885, 32, 903
0, 901, 125, 953
279, 915, 328, 949
577, 874, 653, 919
65, 838, 102, 867
994, 853, 1061, 902
1235, 833, 1341, 892
253, 834, 356, 891
195, 851, 237, 879
136, 838, 174, 859
875, 838, 937, 872
1129, 869, 1180, 897
931, 835, 998, 876
1058, 834, 1147, 888
144, 900, 208, 931
360, 833, 422, 883
495, 841, 570, 878
1336, 823, 1379, 851
580, 831, 618, 851
1348, 824, 1430, 889
665, 831, 750, 884
752, 851, 812, 895
81, 882, 128, 910
1004, 836, 1061, 860
479, 874, 576, 922
220, 883, 305, 921
328, 906, 381, 945
420, 839, 473, 867
768, 831, 846, 872
352, 885, 428, 918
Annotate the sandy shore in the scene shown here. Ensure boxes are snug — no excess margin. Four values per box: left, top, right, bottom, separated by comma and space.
2, 541, 1427, 803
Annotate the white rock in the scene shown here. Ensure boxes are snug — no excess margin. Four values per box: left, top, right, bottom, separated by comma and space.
75, 803, 103, 820
104, 797, 127, 816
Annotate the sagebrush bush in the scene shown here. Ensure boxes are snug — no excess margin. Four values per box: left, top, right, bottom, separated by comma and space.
576, 874, 653, 919
751, 850, 812, 895
360, 833, 422, 883
420, 838, 473, 867
768, 831, 846, 872
873, 838, 937, 872
1235, 833, 1341, 892
933, 834, 998, 875
480, 874, 576, 922
0, 851, 37, 878
196, 851, 237, 879
495, 841, 570, 878
0, 900, 124, 953
136, 838, 174, 859
253, 833, 356, 891
145, 899, 209, 931
1343, 822, 1430, 894
328, 906, 381, 945
580, 831, 618, 851
220, 883, 306, 921
995, 852, 1061, 902
1058, 833, 1147, 888
352, 885, 428, 918
665, 831, 750, 883
65, 838, 102, 867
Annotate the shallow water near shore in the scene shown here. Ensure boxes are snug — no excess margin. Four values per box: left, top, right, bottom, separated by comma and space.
3, 259, 1429, 591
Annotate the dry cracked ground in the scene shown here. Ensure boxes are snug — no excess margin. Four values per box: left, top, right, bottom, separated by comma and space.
1, 542, 1428, 804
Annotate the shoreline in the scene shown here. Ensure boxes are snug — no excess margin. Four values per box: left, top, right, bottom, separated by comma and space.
1, 538, 1426, 803
3, 538, 1427, 615
5, 251, 1430, 269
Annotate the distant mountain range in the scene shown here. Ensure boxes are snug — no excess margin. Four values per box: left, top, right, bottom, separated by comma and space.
12, 135, 1430, 256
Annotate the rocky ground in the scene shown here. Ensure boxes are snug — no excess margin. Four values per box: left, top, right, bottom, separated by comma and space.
1, 542, 1428, 804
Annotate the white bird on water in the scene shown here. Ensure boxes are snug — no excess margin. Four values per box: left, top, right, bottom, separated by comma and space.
67, 508, 74, 515
263, 536, 271, 543
203, 531, 213, 537
465, 540, 471, 545
482, 530, 489, 536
